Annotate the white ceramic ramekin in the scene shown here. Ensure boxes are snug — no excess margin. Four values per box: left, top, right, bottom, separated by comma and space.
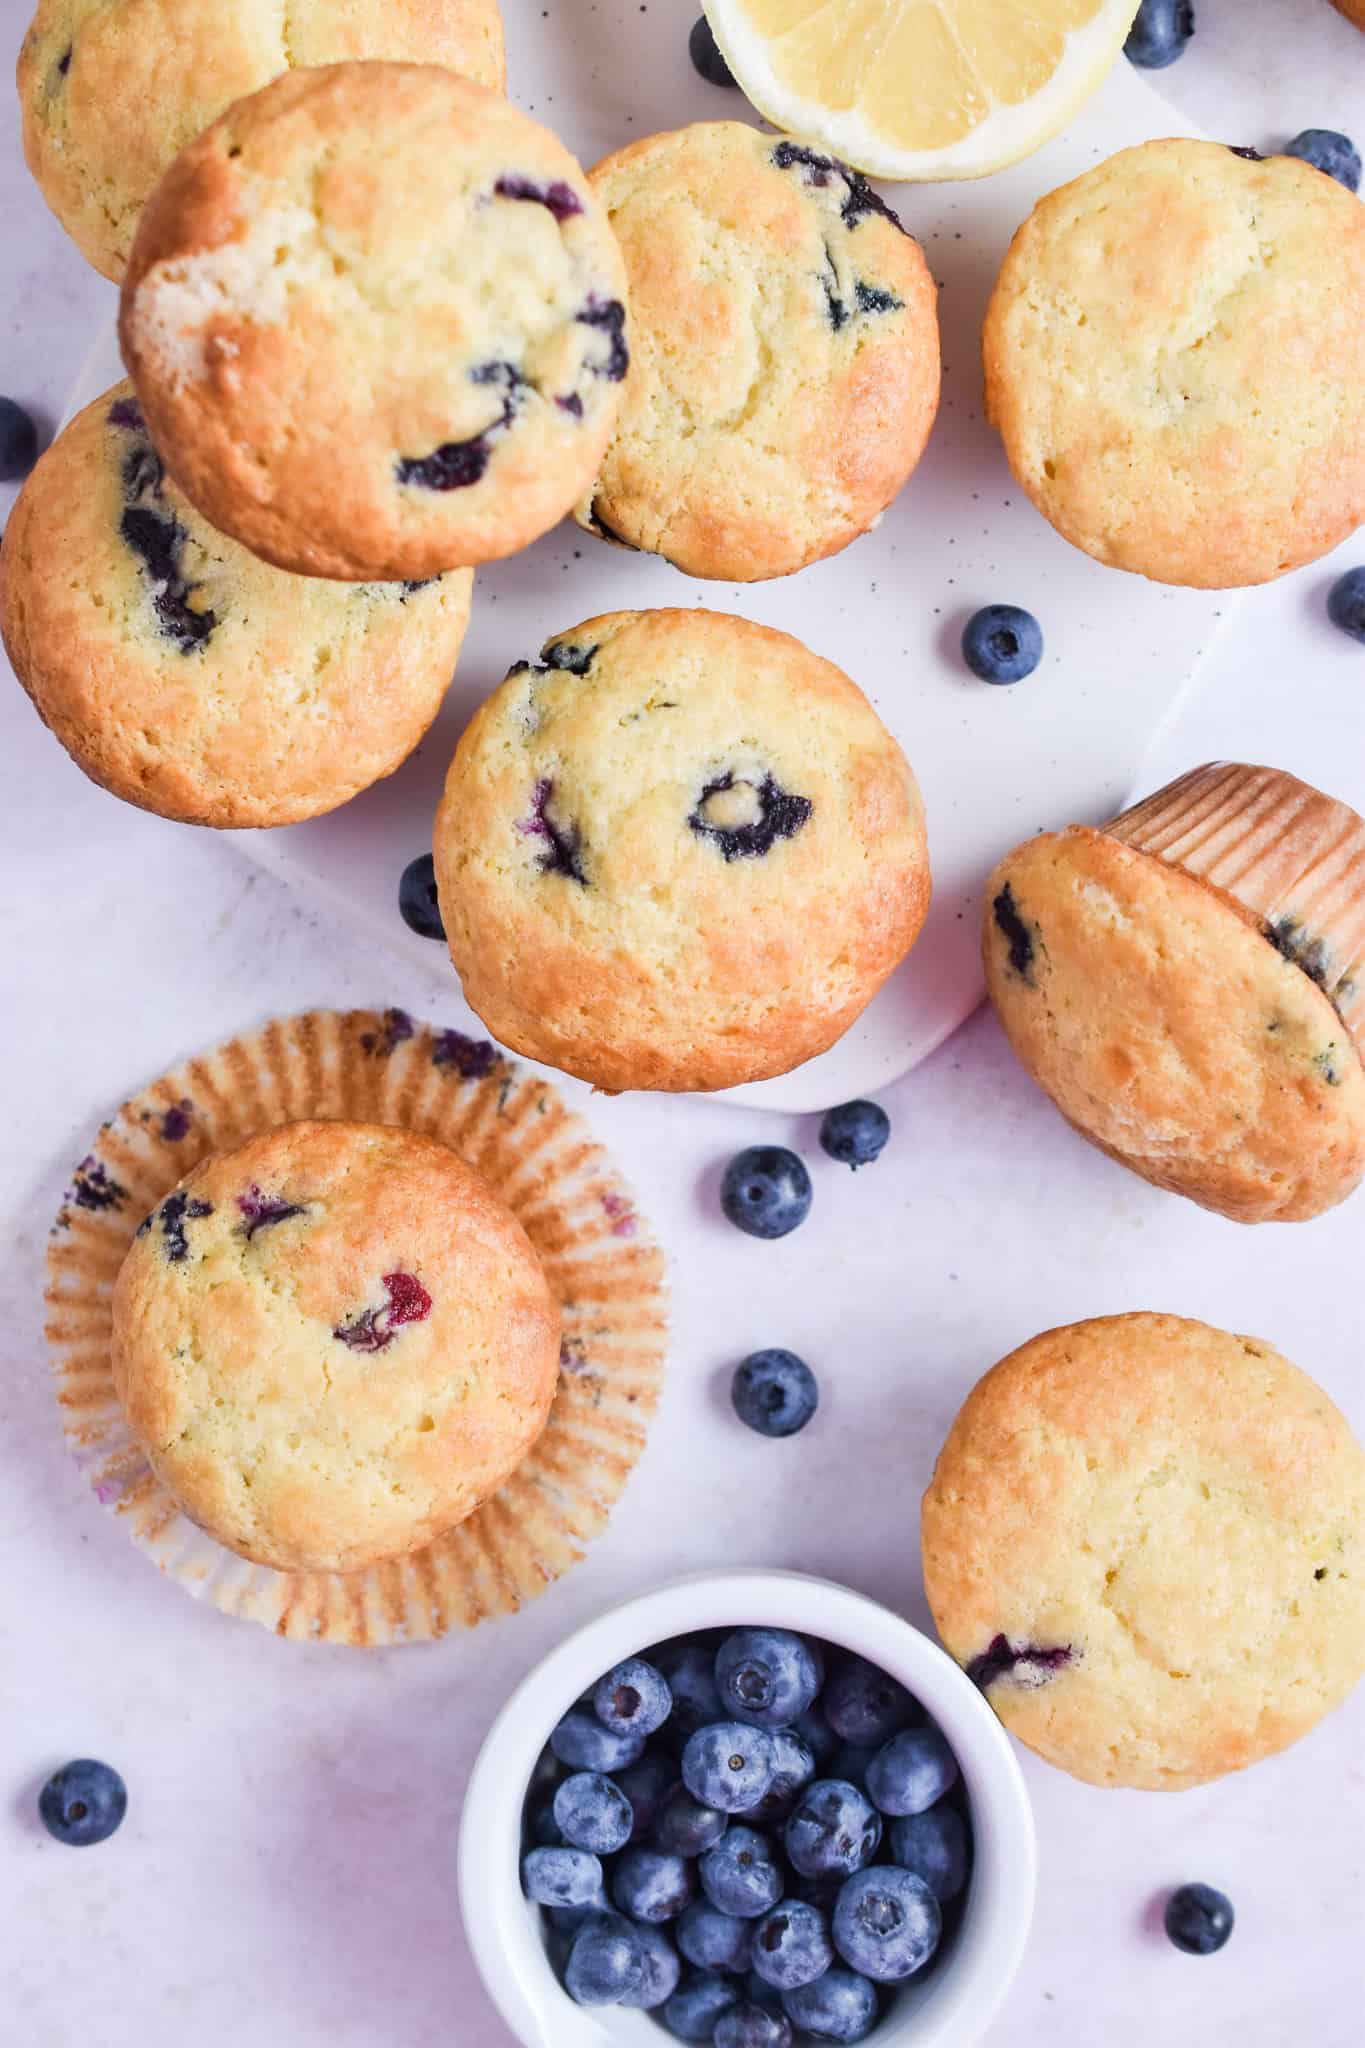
459, 1569, 1036, 2048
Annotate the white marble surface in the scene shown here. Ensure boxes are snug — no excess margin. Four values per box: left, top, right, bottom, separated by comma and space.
3, 2, 1365, 2044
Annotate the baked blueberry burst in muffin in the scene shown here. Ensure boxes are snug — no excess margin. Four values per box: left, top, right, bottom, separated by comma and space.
433, 608, 931, 1092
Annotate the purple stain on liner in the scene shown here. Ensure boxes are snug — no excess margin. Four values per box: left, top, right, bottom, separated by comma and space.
160, 1100, 193, 1142
431, 1029, 499, 1078
360, 1008, 415, 1057
67, 1156, 128, 1213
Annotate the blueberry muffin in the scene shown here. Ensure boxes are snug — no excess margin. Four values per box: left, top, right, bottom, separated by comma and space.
111, 1121, 561, 1575
432, 608, 931, 1092
18, 0, 506, 283
118, 63, 629, 581
923, 1313, 1365, 1790
0, 382, 472, 826
984, 139, 1365, 587
577, 123, 939, 581
984, 763, 1365, 1222
1332, 0, 1365, 26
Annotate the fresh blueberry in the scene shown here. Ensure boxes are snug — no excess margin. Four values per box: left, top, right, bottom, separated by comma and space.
961, 604, 1043, 684
700, 1825, 785, 1918
544, 1878, 609, 1936
721, 1147, 813, 1240
793, 1705, 840, 1769
677, 1899, 755, 1974
1123, 0, 1194, 67
530, 1797, 563, 1846
656, 1640, 725, 1739
37, 1759, 126, 1847
716, 1629, 824, 1729
823, 1658, 913, 1747
751, 1899, 836, 1990
682, 1723, 777, 1814
550, 1708, 646, 1773
566, 1912, 646, 2004
553, 1772, 633, 1855
616, 1752, 680, 1841
785, 1780, 882, 1880
612, 1846, 696, 1924
664, 1970, 741, 2040
689, 13, 737, 85
715, 2003, 794, 2048
781, 1967, 880, 2042
747, 1728, 817, 1824
746, 1971, 786, 2012
1164, 1883, 1235, 1955
731, 1350, 820, 1438
620, 1924, 684, 2008
818, 1101, 891, 1169
1283, 127, 1362, 192
0, 397, 39, 482
594, 1657, 672, 1738
832, 1866, 941, 1981
522, 1845, 604, 1908
865, 1725, 958, 1818
887, 1802, 971, 1902
1328, 566, 1365, 644
655, 1785, 728, 1857
398, 853, 445, 940
829, 1745, 876, 1790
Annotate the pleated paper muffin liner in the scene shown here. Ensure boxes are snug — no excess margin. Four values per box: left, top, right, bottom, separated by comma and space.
1108, 762, 1365, 1060
45, 1007, 668, 1646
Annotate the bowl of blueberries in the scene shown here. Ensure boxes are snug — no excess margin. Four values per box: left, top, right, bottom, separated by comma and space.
459, 1570, 1035, 2048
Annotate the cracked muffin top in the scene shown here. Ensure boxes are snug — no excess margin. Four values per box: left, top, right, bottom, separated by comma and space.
922, 1313, 1365, 1790
984, 139, 1365, 588
17, 0, 506, 283
118, 62, 628, 580
0, 380, 472, 827
111, 1120, 562, 1575
576, 122, 940, 581
432, 607, 931, 1092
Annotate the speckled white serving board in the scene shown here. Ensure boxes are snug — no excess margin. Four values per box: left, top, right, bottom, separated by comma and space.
67, 18, 1231, 1113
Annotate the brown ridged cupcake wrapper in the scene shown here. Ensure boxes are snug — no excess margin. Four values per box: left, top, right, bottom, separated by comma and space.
45, 1008, 668, 1647
1107, 763, 1365, 1060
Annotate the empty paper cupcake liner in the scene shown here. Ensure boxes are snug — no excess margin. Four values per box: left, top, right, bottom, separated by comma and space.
45, 1007, 668, 1647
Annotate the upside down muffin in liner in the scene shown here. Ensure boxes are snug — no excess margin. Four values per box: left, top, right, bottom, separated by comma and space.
45, 1008, 667, 1645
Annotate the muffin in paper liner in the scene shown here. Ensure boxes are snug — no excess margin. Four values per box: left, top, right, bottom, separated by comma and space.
45, 1007, 668, 1646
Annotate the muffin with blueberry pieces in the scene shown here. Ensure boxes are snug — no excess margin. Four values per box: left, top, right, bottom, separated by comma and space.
578, 122, 939, 581
984, 139, 1365, 587
0, 382, 471, 827
923, 1313, 1365, 1790
117, 63, 629, 581
17, 0, 506, 284
433, 608, 931, 1092
111, 1121, 561, 1575
985, 763, 1365, 1222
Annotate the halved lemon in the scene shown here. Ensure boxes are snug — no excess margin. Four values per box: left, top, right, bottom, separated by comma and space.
702, 0, 1143, 181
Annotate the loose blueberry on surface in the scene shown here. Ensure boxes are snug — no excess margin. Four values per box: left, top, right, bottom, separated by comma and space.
1164, 1883, 1234, 1956
865, 1725, 958, 1818
399, 854, 445, 941
715, 2002, 795, 2048
38, 1759, 127, 1847
655, 1785, 728, 1857
677, 1899, 755, 1974
664, 1970, 741, 2040
961, 604, 1043, 684
619, 1923, 684, 2008
822, 1658, 913, 1748
819, 1100, 891, 1170
616, 1751, 680, 1841
716, 1629, 824, 1730
720, 1147, 813, 1240
751, 1899, 836, 1991
656, 1641, 725, 1740
553, 1772, 633, 1855
613, 1846, 697, 1924
0, 396, 39, 481
832, 1865, 941, 1981
551, 1707, 646, 1773
700, 1825, 785, 1918
747, 1728, 817, 1825
522, 1845, 605, 1908
1283, 127, 1362, 192
731, 1351, 820, 1438
565, 1912, 647, 2004
1328, 567, 1365, 645
682, 1722, 777, 1813
1123, 0, 1194, 67
887, 1801, 970, 1902
689, 13, 737, 84
784, 1779, 882, 1880
781, 1966, 880, 2042
593, 1656, 673, 1738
